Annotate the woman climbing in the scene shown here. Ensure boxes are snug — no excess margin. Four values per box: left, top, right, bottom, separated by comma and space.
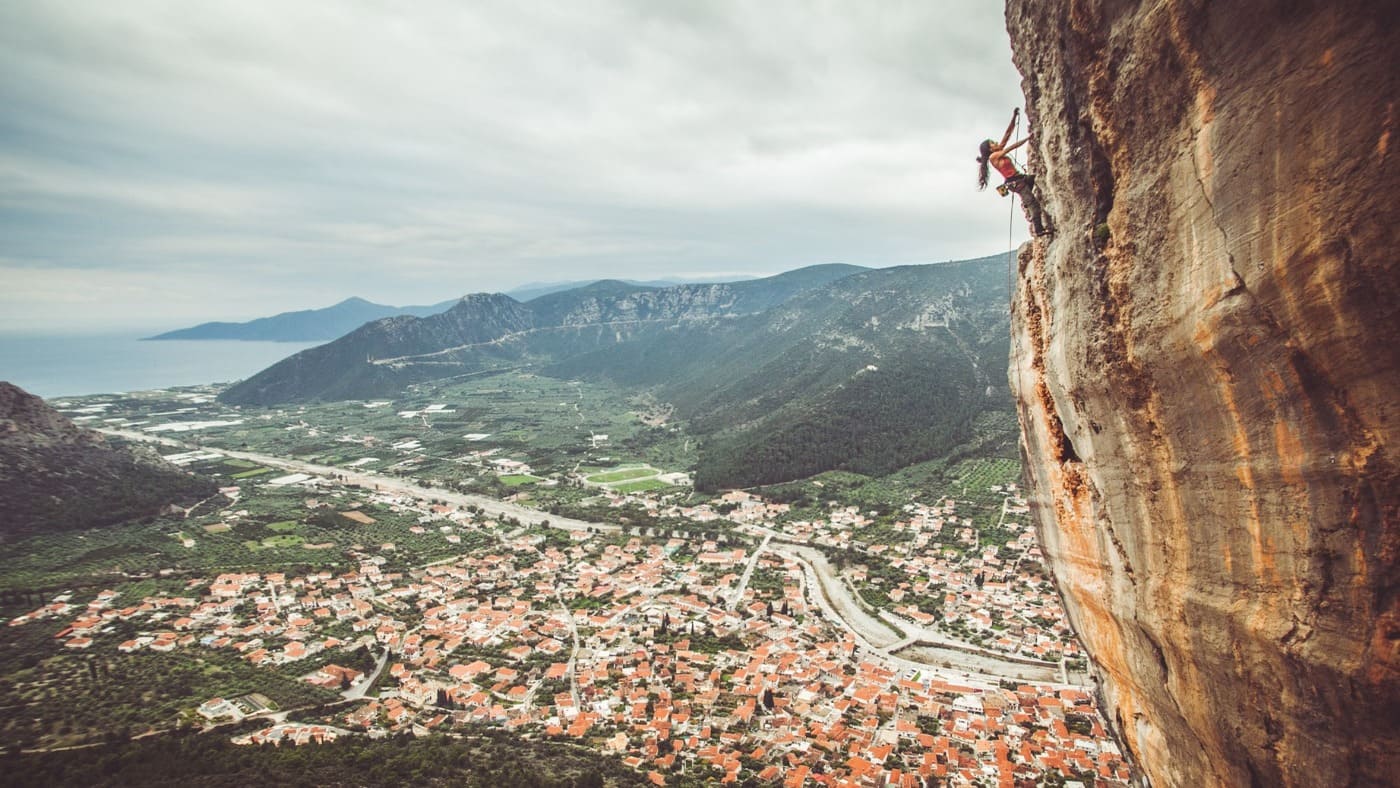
978, 108, 1051, 237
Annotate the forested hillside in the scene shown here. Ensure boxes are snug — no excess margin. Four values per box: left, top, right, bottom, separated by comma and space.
545, 259, 1011, 489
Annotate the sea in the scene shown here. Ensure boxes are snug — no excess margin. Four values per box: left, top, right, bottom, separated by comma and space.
0, 334, 323, 399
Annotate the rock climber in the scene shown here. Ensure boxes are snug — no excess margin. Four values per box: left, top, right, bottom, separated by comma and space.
978, 108, 1051, 237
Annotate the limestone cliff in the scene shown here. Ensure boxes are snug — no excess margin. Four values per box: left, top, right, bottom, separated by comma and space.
1004, 1, 1398, 785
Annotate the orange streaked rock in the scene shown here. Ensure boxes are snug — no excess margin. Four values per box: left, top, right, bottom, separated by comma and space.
1006, 1, 1399, 785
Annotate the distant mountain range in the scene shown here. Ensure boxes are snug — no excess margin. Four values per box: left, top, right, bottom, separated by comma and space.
0, 382, 216, 537
144, 296, 459, 342
218, 257, 1012, 489
147, 277, 755, 342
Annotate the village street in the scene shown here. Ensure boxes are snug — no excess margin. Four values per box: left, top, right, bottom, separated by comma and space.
342, 649, 390, 701
726, 534, 772, 611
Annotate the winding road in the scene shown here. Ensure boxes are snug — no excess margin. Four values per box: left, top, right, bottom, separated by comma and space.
762, 534, 1083, 688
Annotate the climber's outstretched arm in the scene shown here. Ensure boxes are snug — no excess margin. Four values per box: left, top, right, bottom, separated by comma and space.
1004, 136, 1030, 154
1000, 108, 1020, 147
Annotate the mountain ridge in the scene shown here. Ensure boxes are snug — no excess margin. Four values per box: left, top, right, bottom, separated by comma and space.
220, 257, 1010, 489
219, 264, 873, 406
542, 259, 1011, 488
148, 275, 787, 342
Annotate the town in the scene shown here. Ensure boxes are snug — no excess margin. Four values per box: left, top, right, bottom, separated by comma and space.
5, 380, 1130, 786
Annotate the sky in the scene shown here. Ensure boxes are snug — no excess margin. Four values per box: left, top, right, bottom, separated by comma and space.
0, 1, 1028, 334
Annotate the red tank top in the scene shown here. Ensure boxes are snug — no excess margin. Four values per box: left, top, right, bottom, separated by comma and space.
992, 155, 1019, 180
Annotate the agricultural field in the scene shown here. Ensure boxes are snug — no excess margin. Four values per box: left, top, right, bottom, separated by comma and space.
585, 467, 654, 484
44, 380, 1022, 576
611, 479, 672, 494
947, 457, 1022, 503
173, 375, 692, 514
231, 467, 272, 479
39, 380, 1024, 587
244, 534, 305, 550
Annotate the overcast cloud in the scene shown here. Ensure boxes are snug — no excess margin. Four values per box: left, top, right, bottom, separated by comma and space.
0, 1, 1028, 333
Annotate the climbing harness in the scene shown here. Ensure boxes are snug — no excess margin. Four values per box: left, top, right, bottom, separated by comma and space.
996, 175, 1027, 198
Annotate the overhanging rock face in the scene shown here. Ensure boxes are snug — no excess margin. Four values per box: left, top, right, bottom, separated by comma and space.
1004, 1, 1398, 785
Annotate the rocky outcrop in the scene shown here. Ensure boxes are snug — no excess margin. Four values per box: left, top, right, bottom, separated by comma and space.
0, 382, 217, 537
1005, 1, 1398, 785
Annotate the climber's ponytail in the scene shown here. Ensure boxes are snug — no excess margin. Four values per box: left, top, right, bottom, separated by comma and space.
977, 140, 993, 190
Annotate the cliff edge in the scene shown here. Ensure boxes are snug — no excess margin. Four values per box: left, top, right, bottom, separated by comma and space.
1004, 1, 1398, 785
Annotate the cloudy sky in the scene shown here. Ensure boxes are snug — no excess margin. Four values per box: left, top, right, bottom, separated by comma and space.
0, 1, 1027, 334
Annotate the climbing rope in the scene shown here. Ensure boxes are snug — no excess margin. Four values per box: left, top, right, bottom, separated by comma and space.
1005, 111, 1029, 411
1006, 111, 1022, 308
1007, 182, 1016, 294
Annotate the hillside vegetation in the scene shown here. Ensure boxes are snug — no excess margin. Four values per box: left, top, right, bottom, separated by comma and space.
10, 730, 648, 787
547, 260, 1011, 489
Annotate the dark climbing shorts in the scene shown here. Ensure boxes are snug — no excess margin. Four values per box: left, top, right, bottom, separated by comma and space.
1004, 175, 1049, 235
